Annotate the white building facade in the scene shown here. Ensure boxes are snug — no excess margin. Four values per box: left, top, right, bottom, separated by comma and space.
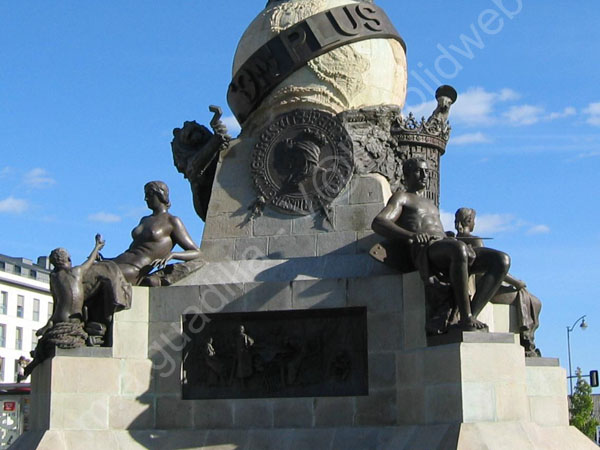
0, 254, 52, 383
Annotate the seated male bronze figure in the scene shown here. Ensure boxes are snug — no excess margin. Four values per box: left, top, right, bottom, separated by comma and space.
371, 158, 510, 331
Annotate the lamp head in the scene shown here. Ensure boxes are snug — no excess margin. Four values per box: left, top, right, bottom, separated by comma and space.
581, 318, 588, 330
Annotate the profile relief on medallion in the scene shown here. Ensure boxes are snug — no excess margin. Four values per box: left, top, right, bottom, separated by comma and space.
251, 109, 353, 218
274, 130, 328, 191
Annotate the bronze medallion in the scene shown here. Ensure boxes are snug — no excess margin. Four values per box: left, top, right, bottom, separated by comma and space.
252, 109, 354, 215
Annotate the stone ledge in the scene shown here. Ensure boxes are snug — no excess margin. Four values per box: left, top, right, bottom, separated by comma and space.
53, 347, 113, 358
174, 254, 395, 285
525, 357, 559, 367
427, 331, 517, 347
13, 423, 598, 449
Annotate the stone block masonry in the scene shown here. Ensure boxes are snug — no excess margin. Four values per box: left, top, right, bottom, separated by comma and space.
201, 151, 392, 263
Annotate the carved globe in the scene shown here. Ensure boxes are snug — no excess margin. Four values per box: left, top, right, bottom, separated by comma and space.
232, 0, 407, 129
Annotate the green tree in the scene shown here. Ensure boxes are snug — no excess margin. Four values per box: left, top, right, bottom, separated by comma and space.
570, 367, 599, 441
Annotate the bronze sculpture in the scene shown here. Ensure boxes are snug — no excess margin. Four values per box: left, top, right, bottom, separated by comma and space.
203, 337, 226, 386
111, 180, 202, 286
25, 234, 127, 376
250, 109, 354, 218
171, 106, 231, 222
426, 85, 457, 126
26, 181, 203, 375
455, 208, 542, 356
371, 158, 511, 332
46, 234, 105, 329
182, 308, 368, 399
232, 325, 255, 386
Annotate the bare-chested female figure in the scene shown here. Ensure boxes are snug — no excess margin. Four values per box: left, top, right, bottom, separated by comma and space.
112, 181, 202, 285
372, 158, 510, 331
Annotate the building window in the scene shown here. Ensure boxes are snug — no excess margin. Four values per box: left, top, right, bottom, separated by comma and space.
30, 269, 37, 279
33, 298, 40, 321
16, 295, 24, 318
0, 324, 5, 347
15, 326, 23, 350
13, 265, 21, 275
0, 357, 4, 382
32, 330, 38, 351
14, 359, 20, 381
0, 292, 7, 315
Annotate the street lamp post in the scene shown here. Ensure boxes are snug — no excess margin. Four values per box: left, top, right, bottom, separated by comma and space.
566, 315, 588, 397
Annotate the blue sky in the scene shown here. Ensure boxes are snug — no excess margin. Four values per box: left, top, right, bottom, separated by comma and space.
1, 1, 599, 385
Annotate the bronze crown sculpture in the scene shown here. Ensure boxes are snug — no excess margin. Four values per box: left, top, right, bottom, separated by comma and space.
390, 85, 457, 207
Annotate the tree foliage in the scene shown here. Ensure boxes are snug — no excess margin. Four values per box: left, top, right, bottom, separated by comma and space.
570, 367, 599, 441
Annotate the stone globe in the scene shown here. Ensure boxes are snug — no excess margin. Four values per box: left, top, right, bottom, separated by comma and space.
231, 0, 407, 131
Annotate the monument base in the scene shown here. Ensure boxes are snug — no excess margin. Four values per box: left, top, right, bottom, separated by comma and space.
12, 277, 597, 449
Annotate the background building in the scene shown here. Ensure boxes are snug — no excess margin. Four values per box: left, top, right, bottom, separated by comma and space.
0, 254, 52, 383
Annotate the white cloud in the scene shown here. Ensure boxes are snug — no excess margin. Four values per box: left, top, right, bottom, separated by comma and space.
451, 132, 491, 145
407, 87, 580, 129
88, 212, 121, 223
505, 105, 577, 125
527, 224, 550, 235
0, 196, 29, 214
123, 206, 149, 218
222, 115, 241, 137
439, 209, 455, 232
548, 106, 576, 120
440, 210, 518, 235
583, 102, 600, 126
452, 87, 515, 125
24, 168, 56, 188
406, 87, 521, 126
497, 88, 520, 102
406, 88, 508, 124
503, 104, 544, 125
442, 206, 551, 237
473, 213, 517, 234
438, 209, 548, 237
404, 100, 436, 120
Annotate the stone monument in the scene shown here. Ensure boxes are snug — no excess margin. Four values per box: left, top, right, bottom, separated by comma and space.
13, 1, 596, 449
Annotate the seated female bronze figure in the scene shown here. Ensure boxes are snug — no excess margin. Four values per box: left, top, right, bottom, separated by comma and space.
28, 181, 203, 373
111, 180, 202, 286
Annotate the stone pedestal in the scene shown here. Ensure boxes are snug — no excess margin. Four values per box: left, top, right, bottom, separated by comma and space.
14, 271, 596, 449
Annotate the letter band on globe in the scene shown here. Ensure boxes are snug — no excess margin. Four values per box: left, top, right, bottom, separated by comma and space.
227, 2, 406, 124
